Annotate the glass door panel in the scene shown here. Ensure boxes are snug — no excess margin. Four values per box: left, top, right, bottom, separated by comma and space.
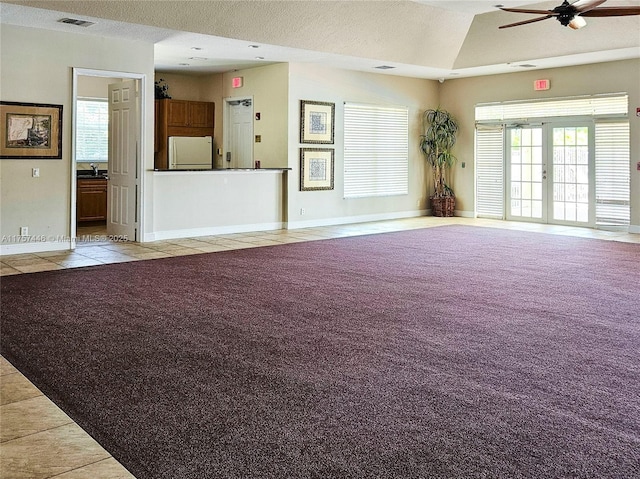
507, 127, 544, 221
550, 125, 592, 225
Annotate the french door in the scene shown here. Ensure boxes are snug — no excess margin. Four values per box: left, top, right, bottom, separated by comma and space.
506, 122, 594, 226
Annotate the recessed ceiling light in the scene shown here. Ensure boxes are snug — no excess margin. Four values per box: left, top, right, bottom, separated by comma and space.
191, 47, 203, 51
178, 63, 190, 66
255, 56, 265, 60
249, 45, 260, 49
188, 57, 208, 61
374, 65, 395, 70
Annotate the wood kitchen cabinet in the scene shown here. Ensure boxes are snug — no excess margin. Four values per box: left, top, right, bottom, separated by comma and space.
166, 100, 214, 128
155, 99, 215, 169
77, 178, 107, 222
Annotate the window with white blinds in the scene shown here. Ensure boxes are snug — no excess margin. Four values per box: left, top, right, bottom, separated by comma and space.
76, 99, 108, 162
344, 103, 408, 198
595, 122, 630, 225
475, 126, 504, 218
476, 94, 628, 121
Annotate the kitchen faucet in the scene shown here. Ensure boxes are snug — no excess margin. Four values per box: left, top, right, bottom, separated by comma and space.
90, 163, 99, 176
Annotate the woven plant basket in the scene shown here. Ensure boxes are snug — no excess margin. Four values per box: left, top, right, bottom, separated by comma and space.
431, 196, 455, 217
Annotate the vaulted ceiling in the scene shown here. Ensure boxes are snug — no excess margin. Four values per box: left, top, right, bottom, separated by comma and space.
1, 0, 638, 79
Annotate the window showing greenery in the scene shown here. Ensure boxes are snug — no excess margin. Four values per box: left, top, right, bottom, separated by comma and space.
76, 98, 108, 162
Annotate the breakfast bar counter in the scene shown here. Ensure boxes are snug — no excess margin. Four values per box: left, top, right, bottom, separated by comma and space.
149, 168, 290, 241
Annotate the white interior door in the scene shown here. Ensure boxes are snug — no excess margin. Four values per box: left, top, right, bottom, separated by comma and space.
108, 80, 139, 240
228, 100, 253, 169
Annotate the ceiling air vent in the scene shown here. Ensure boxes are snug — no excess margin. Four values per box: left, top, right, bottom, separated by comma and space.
58, 18, 95, 28
374, 65, 395, 70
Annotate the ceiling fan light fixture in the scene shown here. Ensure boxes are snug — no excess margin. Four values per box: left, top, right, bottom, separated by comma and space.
569, 16, 587, 29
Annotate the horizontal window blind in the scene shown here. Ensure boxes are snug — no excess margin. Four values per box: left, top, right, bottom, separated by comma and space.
476, 94, 628, 122
76, 99, 108, 163
475, 126, 504, 218
344, 103, 408, 198
595, 122, 630, 225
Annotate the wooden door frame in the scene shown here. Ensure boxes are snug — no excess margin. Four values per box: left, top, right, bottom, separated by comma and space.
71, 68, 146, 248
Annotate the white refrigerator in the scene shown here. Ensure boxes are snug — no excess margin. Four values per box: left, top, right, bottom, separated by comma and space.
168, 136, 213, 170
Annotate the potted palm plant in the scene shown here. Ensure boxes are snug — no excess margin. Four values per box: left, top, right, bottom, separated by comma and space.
420, 108, 458, 217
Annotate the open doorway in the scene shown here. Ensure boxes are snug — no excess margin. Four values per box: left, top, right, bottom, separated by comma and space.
72, 68, 145, 246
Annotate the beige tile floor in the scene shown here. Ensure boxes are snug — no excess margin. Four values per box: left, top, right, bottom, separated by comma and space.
1, 217, 638, 478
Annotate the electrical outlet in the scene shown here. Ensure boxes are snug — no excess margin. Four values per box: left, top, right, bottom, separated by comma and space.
300, 208, 305, 215
32, 168, 40, 177
20, 226, 28, 236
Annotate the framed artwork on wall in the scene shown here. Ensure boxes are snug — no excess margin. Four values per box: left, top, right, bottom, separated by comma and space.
300, 147, 334, 191
0, 101, 63, 159
300, 100, 334, 144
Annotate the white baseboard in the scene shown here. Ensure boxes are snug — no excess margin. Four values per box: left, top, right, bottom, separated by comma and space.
629, 224, 640, 234
286, 210, 428, 230
144, 222, 285, 242
0, 240, 72, 256
454, 210, 475, 218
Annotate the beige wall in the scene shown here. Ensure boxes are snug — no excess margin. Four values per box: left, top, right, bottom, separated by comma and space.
155, 65, 288, 169
2, 22, 638, 253
0, 24, 154, 251
222, 63, 289, 169
439, 59, 640, 229
287, 63, 439, 227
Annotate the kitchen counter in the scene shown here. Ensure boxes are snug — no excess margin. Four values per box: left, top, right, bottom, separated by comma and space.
77, 169, 109, 180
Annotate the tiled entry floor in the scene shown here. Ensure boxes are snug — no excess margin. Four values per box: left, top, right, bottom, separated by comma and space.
1, 217, 638, 478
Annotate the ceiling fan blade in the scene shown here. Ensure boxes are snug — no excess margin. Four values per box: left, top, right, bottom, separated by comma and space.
499, 7, 556, 15
499, 15, 554, 29
580, 6, 640, 16
572, 0, 607, 13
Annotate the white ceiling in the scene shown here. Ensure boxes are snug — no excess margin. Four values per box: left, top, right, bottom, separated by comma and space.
0, 1, 638, 80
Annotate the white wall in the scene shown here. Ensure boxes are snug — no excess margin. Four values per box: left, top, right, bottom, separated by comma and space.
151, 170, 286, 240
0, 24, 154, 253
439, 59, 640, 229
287, 63, 438, 227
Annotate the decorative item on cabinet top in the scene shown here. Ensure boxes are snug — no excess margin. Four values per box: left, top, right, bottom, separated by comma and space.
155, 78, 171, 99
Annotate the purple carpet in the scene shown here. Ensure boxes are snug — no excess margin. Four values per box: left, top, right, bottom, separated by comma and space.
1, 225, 639, 478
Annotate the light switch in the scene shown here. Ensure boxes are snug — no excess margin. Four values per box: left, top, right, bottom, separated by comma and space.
32, 168, 40, 177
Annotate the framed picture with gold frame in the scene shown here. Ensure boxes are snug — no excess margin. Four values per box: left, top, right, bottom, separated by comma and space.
300, 148, 334, 191
300, 100, 334, 144
0, 101, 63, 159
